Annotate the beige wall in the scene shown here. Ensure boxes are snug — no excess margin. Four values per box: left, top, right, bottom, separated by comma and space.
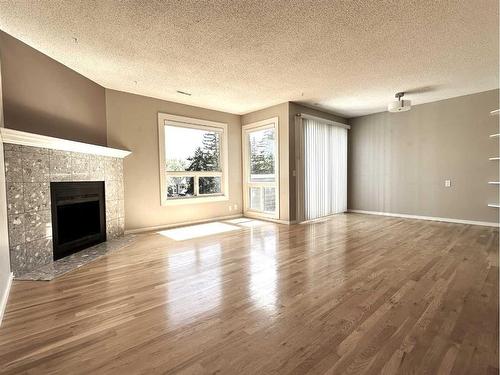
0, 31, 107, 146
105, 89, 242, 231
241, 103, 290, 222
288, 102, 348, 221
348, 89, 500, 223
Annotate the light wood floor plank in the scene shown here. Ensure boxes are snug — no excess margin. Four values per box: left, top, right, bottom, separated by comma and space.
0, 213, 497, 374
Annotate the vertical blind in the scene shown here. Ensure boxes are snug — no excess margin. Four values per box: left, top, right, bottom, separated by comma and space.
303, 117, 347, 220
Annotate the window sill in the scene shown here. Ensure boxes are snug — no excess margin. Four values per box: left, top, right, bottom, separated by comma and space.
162, 195, 229, 206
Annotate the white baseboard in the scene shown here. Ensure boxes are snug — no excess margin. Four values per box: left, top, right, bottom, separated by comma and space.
0, 272, 13, 327
243, 213, 296, 225
348, 209, 499, 227
262, 218, 296, 225
125, 213, 300, 234
298, 212, 347, 224
125, 214, 244, 234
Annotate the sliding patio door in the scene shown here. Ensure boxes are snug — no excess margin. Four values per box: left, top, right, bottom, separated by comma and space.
242, 118, 279, 219
298, 116, 348, 221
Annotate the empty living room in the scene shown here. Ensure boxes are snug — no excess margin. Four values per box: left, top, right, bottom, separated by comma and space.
0, 1, 498, 374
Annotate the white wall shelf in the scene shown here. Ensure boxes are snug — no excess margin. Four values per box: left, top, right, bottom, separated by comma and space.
488, 111, 499, 209
489, 135, 499, 224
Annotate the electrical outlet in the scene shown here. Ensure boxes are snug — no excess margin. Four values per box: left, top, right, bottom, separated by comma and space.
444, 179, 451, 187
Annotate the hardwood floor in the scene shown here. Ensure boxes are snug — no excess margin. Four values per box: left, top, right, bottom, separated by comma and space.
0, 213, 498, 374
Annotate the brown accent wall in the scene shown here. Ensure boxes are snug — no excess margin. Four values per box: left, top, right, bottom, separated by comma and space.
0, 31, 107, 146
348, 89, 500, 223
105, 89, 242, 231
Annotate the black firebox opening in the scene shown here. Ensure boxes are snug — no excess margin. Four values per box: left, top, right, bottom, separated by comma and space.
51, 181, 106, 260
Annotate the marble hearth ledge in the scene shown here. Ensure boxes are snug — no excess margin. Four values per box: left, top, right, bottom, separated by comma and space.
0, 128, 131, 158
15, 235, 137, 281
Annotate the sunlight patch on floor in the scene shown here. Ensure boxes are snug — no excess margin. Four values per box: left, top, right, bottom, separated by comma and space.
157, 222, 241, 241
225, 218, 253, 224
224, 218, 269, 227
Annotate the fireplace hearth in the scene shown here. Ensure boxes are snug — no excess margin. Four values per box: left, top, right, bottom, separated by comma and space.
51, 182, 106, 260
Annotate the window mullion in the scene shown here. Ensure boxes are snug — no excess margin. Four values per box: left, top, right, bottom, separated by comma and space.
247, 181, 276, 187
166, 171, 195, 177
194, 176, 200, 196
195, 171, 222, 177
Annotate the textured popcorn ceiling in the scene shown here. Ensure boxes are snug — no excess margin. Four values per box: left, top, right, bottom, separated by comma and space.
0, 0, 498, 117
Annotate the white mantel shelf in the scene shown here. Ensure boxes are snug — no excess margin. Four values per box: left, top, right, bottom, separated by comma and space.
0, 128, 131, 158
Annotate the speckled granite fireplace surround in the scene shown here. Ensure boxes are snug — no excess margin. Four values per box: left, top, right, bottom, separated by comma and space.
2, 133, 129, 277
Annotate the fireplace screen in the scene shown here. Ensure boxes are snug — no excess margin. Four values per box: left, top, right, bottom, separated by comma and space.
51, 181, 106, 260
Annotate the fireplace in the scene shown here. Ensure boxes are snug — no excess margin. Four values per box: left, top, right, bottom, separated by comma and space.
51, 182, 106, 260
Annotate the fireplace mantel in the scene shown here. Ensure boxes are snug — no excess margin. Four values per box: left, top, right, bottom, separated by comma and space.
0, 128, 131, 158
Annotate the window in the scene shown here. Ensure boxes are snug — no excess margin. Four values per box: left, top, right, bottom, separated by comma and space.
158, 114, 228, 205
242, 118, 279, 219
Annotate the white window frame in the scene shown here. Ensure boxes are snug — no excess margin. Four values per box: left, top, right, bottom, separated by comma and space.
242, 117, 280, 219
158, 113, 229, 206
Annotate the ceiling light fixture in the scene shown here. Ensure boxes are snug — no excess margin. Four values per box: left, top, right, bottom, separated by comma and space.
388, 92, 411, 112
176, 90, 192, 96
